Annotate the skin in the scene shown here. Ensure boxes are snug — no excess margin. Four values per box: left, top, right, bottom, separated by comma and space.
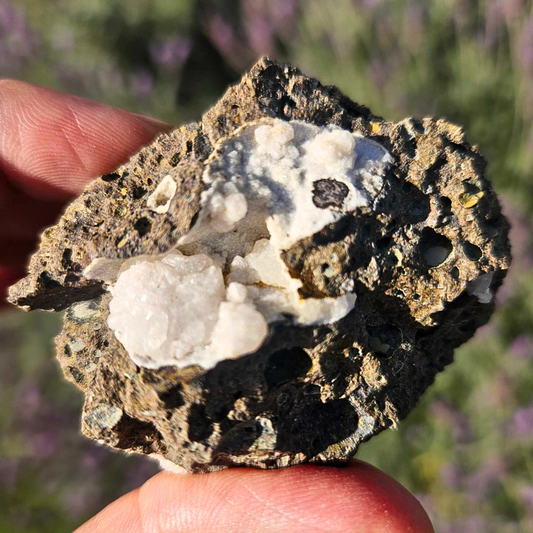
0, 80, 434, 533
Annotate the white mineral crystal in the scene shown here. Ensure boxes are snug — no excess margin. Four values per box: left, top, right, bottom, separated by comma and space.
198, 118, 393, 251
108, 252, 224, 368
107, 119, 392, 370
147, 175, 177, 214
205, 181, 248, 232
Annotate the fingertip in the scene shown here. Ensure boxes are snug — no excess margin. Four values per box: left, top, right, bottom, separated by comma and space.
0, 79, 171, 199
343, 460, 435, 533
76, 461, 433, 533
143, 462, 434, 533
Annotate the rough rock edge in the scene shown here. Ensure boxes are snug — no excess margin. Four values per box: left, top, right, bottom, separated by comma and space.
9, 57, 376, 310
9, 57, 511, 472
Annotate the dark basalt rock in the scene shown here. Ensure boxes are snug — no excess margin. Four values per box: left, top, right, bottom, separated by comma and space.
9, 57, 511, 473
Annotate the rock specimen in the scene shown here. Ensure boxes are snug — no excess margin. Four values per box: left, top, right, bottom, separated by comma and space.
9, 58, 511, 473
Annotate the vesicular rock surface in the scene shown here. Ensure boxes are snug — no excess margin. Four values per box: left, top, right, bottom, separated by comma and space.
9, 58, 511, 473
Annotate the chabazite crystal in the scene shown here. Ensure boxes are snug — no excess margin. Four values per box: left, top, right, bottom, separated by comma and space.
9, 58, 511, 472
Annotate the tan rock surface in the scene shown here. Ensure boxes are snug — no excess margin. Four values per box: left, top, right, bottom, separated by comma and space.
9, 58, 511, 472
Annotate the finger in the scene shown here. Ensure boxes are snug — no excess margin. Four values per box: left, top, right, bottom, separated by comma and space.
0, 81, 170, 304
0, 178, 65, 239
0, 237, 36, 264
0, 79, 171, 200
75, 461, 434, 533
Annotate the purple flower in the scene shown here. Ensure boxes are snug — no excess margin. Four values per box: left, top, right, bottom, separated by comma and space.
361, 0, 384, 9
517, 17, 533, 108
62, 482, 101, 519
32, 430, 59, 458
501, 0, 527, 20
206, 14, 236, 56
242, 1, 275, 57
440, 462, 463, 489
463, 515, 492, 531
440, 514, 496, 533
0, 0, 40, 73
261, 0, 301, 43
403, 2, 426, 48
459, 515, 491, 533
483, 3, 507, 48
130, 70, 154, 98
81, 444, 111, 471
268, 0, 299, 26
509, 403, 533, 439
413, 493, 436, 522
465, 457, 507, 502
521, 484, 533, 509
453, 0, 470, 30
487, 373, 514, 408
367, 59, 390, 89
14, 380, 42, 421
150, 36, 191, 70
474, 322, 495, 340
429, 399, 472, 442
0, 0, 24, 32
502, 198, 533, 269
510, 335, 533, 359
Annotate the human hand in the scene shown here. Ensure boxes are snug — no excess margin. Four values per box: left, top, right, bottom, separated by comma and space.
0, 80, 168, 302
0, 80, 433, 533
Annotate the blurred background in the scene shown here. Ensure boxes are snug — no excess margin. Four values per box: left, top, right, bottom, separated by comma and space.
1, 0, 533, 531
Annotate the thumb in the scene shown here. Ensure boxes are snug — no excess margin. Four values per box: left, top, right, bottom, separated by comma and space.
75, 461, 434, 533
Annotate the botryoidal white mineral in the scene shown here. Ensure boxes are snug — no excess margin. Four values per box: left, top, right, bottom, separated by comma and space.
106, 119, 393, 370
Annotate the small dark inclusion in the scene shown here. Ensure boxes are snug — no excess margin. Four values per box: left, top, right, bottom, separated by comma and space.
312, 179, 349, 210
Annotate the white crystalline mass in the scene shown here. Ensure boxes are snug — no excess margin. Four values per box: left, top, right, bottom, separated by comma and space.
234, 238, 289, 288
108, 119, 392, 370
228, 239, 356, 325
211, 296, 268, 359
147, 175, 177, 214
109, 252, 221, 368
108, 251, 268, 369
201, 119, 393, 250
205, 182, 248, 232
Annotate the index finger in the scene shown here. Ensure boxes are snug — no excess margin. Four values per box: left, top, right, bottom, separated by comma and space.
0, 79, 171, 200
0, 80, 170, 302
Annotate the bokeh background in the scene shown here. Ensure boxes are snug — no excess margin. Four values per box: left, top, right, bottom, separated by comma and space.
1, 0, 533, 531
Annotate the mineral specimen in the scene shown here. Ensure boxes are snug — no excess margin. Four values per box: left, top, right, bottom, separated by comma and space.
9, 58, 511, 473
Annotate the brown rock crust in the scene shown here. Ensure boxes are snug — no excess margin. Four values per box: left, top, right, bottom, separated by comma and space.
9, 58, 511, 472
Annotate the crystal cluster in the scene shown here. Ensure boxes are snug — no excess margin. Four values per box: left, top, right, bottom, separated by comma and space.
107, 119, 390, 370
